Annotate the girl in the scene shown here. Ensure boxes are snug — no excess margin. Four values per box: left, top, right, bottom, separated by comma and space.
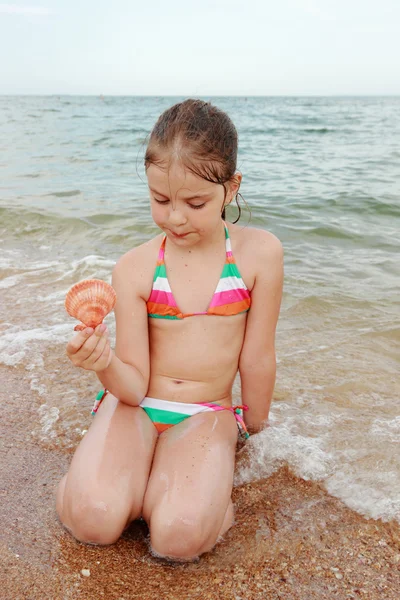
56, 99, 284, 561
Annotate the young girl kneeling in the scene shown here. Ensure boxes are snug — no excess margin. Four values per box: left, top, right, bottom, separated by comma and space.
56, 99, 284, 561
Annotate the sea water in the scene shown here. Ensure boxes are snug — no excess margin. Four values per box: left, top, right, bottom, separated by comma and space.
0, 95, 399, 522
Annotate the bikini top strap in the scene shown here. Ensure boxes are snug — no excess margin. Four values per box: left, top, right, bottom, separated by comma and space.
223, 223, 233, 258
158, 235, 167, 261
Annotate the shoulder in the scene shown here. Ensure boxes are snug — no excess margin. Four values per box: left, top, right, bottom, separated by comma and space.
228, 223, 283, 279
244, 226, 283, 260
237, 226, 283, 359
112, 234, 164, 299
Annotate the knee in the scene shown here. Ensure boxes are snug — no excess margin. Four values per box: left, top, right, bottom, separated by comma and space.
66, 499, 124, 545
56, 483, 125, 545
150, 511, 211, 561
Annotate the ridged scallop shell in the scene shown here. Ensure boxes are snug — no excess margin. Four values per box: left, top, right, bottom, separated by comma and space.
65, 279, 116, 330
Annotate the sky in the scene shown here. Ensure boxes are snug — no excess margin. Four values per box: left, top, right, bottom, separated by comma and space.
0, 0, 399, 95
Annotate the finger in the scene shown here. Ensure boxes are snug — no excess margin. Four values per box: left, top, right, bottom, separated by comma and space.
95, 324, 110, 345
66, 328, 94, 356
74, 328, 106, 363
81, 334, 109, 369
95, 323, 107, 336
92, 340, 113, 371
80, 325, 109, 366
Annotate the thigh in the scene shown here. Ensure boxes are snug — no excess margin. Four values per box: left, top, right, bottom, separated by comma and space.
143, 408, 238, 538
60, 394, 158, 529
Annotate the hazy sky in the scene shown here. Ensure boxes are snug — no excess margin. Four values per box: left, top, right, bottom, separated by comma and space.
1, 0, 399, 95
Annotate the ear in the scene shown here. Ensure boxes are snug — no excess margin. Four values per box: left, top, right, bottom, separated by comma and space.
225, 172, 242, 206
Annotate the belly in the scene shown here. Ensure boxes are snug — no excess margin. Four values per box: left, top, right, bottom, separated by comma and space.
147, 314, 247, 404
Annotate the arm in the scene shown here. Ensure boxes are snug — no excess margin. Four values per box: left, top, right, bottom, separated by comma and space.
239, 232, 284, 433
67, 246, 152, 405
96, 249, 151, 406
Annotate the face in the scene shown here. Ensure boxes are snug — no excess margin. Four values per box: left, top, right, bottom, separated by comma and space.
146, 158, 241, 246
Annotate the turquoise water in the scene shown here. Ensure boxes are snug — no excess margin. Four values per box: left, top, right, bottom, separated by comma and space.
0, 96, 399, 522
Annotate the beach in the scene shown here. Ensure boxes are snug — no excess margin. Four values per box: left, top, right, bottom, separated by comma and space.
1, 95, 399, 598
2, 364, 399, 600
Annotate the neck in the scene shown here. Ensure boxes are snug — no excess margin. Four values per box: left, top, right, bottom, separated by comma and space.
188, 220, 226, 255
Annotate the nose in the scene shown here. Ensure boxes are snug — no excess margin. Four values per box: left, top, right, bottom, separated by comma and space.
168, 206, 187, 227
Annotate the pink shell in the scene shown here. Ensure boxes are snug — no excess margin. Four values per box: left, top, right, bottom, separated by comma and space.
65, 279, 117, 329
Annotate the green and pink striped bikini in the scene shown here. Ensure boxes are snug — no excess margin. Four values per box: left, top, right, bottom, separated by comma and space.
92, 224, 251, 439
147, 224, 251, 319
92, 390, 250, 439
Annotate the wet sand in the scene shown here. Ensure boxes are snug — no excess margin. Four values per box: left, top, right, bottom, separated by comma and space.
2, 365, 399, 600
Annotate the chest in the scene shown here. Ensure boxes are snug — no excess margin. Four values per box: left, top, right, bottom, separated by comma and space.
165, 252, 226, 314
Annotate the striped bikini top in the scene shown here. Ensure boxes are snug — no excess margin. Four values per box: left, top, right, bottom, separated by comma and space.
147, 225, 251, 320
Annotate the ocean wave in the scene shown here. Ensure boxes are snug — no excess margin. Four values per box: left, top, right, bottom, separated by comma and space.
0, 274, 24, 289
236, 397, 400, 523
0, 323, 70, 367
0, 206, 99, 243
306, 225, 361, 240
235, 413, 337, 486
107, 127, 150, 136
326, 466, 400, 522
45, 189, 81, 198
67, 156, 96, 163
303, 127, 331, 133
285, 195, 400, 217
92, 136, 112, 145
285, 295, 335, 316
57, 255, 115, 283
242, 126, 335, 135
0, 206, 146, 250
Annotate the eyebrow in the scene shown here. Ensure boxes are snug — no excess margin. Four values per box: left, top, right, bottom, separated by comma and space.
149, 187, 211, 201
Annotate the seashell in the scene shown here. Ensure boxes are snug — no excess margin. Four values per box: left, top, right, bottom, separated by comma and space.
65, 279, 116, 331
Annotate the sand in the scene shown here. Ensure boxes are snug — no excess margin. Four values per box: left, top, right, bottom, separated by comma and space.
1, 365, 399, 600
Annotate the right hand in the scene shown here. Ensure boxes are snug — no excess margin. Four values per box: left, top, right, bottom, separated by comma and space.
66, 324, 113, 372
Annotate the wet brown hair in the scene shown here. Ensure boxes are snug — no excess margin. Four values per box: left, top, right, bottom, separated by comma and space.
144, 99, 244, 222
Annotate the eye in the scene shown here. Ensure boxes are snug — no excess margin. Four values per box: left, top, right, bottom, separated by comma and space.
154, 198, 169, 205
189, 203, 206, 210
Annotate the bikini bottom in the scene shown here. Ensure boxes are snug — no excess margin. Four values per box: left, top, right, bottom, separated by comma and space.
92, 391, 249, 439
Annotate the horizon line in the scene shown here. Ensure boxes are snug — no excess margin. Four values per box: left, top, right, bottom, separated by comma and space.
1, 93, 399, 98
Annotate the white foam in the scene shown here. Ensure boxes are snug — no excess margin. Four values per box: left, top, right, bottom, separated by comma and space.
74, 255, 115, 268
235, 398, 400, 523
0, 323, 71, 367
38, 404, 60, 439
370, 415, 400, 443
56, 255, 115, 281
20, 260, 61, 272
0, 250, 20, 269
0, 274, 23, 289
235, 414, 336, 486
37, 289, 66, 302
0, 349, 26, 366
30, 377, 47, 397
326, 467, 400, 522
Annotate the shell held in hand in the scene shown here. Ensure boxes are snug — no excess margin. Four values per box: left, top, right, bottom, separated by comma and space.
65, 279, 117, 331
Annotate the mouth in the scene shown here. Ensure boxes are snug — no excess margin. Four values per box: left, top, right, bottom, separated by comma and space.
170, 230, 190, 238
